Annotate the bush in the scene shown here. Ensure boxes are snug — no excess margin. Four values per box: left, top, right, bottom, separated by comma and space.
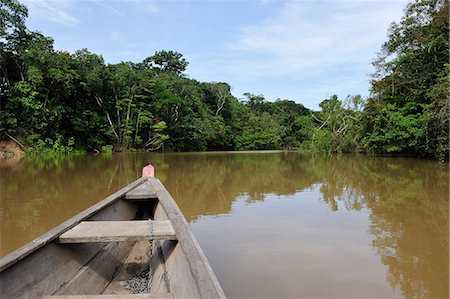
27, 135, 84, 157
101, 145, 113, 154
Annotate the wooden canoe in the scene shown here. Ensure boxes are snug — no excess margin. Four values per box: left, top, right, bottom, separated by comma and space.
0, 165, 226, 299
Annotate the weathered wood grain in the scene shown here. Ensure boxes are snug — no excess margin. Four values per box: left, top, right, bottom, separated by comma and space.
0, 243, 103, 298
103, 241, 151, 295
45, 293, 174, 299
125, 181, 158, 200
0, 168, 226, 299
0, 177, 147, 272
58, 221, 176, 243
0, 198, 139, 298
53, 242, 133, 295
149, 178, 226, 299
149, 204, 198, 298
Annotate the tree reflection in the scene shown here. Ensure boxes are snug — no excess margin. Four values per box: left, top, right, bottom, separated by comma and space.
0, 153, 142, 256
153, 153, 448, 298
305, 156, 448, 299
1, 152, 447, 298
151, 152, 320, 220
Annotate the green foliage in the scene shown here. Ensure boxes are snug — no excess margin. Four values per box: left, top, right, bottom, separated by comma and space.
100, 145, 113, 154
366, 0, 449, 159
311, 129, 332, 154
0, 0, 27, 38
295, 95, 365, 155
230, 94, 307, 150
363, 103, 427, 154
236, 130, 281, 150
1, 0, 447, 160
144, 121, 169, 151
142, 50, 188, 75
295, 115, 314, 142
27, 135, 84, 157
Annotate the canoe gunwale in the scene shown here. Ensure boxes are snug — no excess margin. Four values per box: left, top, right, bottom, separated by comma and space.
149, 178, 226, 299
0, 177, 148, 272
0, 173, 226, 299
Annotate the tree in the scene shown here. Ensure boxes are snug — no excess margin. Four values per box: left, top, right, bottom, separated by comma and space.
366, 0, 449, 159
142, 50, 188, 75
299, 95, 364, 154
204, 82, 231, 116
271, 99, 309, 148
0, 0, 27, 39
1, 0, 326, 155
0, 0, 28, 95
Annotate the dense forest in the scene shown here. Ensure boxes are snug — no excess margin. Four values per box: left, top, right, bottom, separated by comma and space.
0, 0, 448, 160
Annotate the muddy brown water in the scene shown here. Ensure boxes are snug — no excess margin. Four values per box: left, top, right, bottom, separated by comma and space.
0, 152, 448, 298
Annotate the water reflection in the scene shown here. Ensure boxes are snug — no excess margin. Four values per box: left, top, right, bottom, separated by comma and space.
153, 153, 448, 298
0, 152, 448, 298
0, 154, 142, 255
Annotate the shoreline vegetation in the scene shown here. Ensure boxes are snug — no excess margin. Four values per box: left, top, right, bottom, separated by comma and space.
1, 0, 448, 161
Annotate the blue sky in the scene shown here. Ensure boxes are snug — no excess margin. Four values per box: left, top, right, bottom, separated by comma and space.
23, 0, 409, 109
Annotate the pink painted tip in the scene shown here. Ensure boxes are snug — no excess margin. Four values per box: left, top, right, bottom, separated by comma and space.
142, 164, 155, 178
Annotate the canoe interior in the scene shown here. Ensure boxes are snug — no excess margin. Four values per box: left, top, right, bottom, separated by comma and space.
0, 177, 225, 299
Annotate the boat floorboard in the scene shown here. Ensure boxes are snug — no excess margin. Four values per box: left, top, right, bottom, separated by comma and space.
45, 294, 174, 299
103, 241, 151, 295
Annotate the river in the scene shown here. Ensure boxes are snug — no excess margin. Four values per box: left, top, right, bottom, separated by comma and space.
0, 151, 448, 298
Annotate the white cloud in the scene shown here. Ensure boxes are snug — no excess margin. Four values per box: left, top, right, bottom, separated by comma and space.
92, 0, 160, 16
184, 0, 410, 108
259, 0, 277, 5
94, 0, 126, 16
225, 0, 408, 78
128, 0, 160, 13
140, 2, 160, 13
25, 0, 80, 26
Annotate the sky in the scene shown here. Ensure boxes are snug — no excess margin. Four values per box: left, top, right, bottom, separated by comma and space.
23, 0, 409, 110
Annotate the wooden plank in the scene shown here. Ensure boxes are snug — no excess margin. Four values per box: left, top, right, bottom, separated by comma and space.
148, 178, 226, 299
0, 177, 147, 272
125, 180, 158, 200
0, 243, 102, 298
149, 237, 171, 295
0, 199, 138, 298
58, 221, 176, 243
53, 242, 133, 295
103, 241, 151, 295
45, 293, 174, 299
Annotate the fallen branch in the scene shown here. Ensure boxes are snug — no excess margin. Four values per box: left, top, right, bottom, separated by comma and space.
5, 132, 26, 150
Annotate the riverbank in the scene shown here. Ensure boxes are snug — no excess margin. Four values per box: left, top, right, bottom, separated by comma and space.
0, 141, 24, 160
1, 143, 446, 165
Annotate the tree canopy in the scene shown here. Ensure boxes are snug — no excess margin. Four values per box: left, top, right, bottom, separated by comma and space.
365, 0, 449, 160
0, 0, 448, 160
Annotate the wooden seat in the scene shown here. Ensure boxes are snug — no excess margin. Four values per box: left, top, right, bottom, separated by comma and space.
45, 294, 174, 298
58, 220, 176, 243
125, 181, 158, 200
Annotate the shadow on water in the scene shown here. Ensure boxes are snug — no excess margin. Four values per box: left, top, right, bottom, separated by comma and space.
0, 152, 448, 298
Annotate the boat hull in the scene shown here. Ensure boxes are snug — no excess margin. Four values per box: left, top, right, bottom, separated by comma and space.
0, 174, 225, 299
